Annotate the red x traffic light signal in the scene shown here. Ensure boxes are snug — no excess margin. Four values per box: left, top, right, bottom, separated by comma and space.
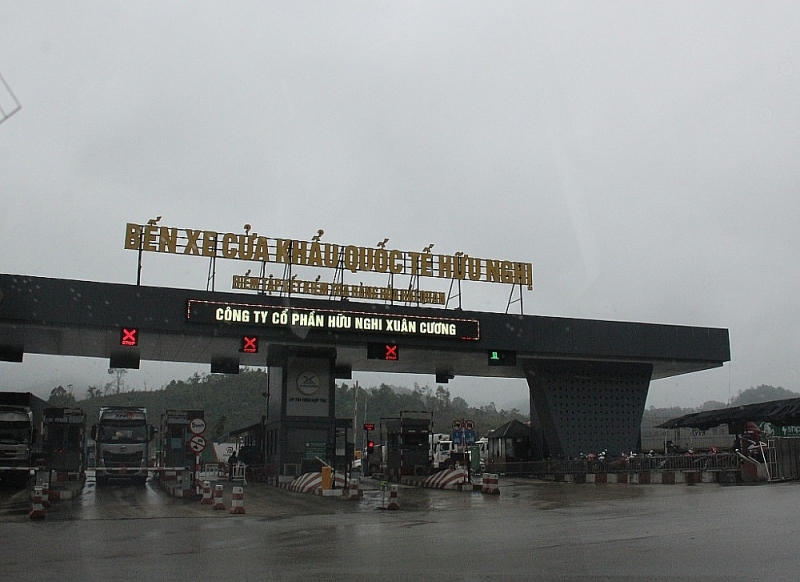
120, 327, 138, 347
367, 343, 399, 361
241, 335, 259, 354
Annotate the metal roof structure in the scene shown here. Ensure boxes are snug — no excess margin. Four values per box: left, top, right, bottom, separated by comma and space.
486, 419, 531, 439
656, 398, 800, 430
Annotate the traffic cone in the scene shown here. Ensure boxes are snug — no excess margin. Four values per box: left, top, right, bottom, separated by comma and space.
230, 486, 245, 514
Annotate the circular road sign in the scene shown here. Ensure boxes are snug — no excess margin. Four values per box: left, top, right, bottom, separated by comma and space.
452, 419, 462, 431
464, 419, 475, 431
189, 435, 207, 454
189, 418, 206, 435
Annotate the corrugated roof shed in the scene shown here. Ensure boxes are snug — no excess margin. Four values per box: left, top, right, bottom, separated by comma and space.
657, 398, 800, 430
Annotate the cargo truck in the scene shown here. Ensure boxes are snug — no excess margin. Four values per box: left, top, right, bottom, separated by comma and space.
42, 407, 87, 476
92, 406, 154, 485
382, 411, 432, 479
0, 392, 48, 486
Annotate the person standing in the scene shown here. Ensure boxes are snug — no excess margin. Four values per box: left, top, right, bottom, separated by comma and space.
227, 451, 238, 481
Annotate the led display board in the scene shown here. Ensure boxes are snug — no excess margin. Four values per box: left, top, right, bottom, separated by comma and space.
186, 299, 481, 341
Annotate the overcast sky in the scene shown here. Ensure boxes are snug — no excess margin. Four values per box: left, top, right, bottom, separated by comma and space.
1, 2, 798, 410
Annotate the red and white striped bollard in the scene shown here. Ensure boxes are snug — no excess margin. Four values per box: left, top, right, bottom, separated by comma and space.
230, 485, 245, 514
29, 486, 47, 520
200, 480, 213, 505
212, 484, 226, 510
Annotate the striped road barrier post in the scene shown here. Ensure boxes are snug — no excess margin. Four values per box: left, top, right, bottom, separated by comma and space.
41, 482, 51, 509
387, 484, 400, 510
200, 480, 213, 504
347, 478, 360, 500
482, 473, 500, 495
29, 486, 47, 520
230, 486, 245, 514
212, 484, 226, 510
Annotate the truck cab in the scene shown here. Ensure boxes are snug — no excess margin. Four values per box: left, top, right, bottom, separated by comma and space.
93, 407, 153, 485
43, 407, 86, 475
0, 392, 48, 487
432, 439, 455, 470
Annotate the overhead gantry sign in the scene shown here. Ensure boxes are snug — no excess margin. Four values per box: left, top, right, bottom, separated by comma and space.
124, 220, 533, 306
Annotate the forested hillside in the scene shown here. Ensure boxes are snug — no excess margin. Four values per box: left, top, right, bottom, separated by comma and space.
44, 369, 529, 442
643, 384, 800, 421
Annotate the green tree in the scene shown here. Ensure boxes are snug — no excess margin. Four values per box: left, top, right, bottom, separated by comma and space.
107, 368, 128, 395
731, 385, 799, 406
698, 400, 727, 411
49, 385, 77, 407
213, 414, 227, 437
435, 385, 451, 414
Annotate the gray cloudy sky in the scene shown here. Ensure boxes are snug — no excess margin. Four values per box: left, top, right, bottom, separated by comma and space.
1, 2, 798, 409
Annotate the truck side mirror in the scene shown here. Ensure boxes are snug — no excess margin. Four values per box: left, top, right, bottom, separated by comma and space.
91, 424, 98, 440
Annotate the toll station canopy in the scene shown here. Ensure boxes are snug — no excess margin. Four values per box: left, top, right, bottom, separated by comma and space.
657, 398, 800, 431
0, 273, 730, 381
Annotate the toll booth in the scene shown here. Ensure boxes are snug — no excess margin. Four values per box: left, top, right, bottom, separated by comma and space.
157, 409, 205, 495
486, 419, 533, 474
262, 346, 338, 479
42, 407, 86, 476
229, 420, 264, 467
334, 418, 354, 477
382, 411, 432, 480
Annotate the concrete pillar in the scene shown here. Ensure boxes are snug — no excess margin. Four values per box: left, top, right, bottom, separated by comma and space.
524, 360, 652, 460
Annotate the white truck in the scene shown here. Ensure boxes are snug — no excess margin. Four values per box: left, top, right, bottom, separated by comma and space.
430, 434, 488, 473
430, 435, 455, 470
0, 392, 47, 487
92, 407, 154, 485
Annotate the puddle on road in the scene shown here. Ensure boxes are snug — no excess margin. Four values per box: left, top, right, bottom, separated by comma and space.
502, 480, 647, 511
351, 479, 648, 514
2, 475, 654, 523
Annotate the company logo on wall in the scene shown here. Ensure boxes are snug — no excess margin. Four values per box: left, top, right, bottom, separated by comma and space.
296, 372, 320, 396
287, 361, 329, 417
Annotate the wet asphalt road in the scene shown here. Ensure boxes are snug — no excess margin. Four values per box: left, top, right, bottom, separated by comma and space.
2, 474, 800, 581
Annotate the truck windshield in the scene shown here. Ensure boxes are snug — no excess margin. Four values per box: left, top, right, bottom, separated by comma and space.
0, 425, 31, 444
404, 433, 430, 451
98, 423, 148, 443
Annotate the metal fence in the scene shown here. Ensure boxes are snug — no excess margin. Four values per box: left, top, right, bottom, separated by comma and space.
766, 438, 800, 481
487, 452, 740, 477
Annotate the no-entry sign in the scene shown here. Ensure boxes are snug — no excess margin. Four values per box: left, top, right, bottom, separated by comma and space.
189, 435, 206, 453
